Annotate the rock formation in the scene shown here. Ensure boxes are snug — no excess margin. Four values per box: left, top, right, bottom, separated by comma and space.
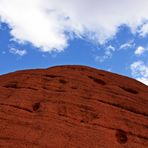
0, 65, 147, 147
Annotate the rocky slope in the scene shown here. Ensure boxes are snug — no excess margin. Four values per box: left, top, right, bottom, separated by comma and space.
0, 65, 148, 148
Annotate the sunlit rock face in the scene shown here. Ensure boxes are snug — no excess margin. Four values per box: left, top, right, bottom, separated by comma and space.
0, 65, 147, 147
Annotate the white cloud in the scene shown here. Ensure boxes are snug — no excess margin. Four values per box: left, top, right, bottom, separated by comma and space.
119, 40, 135, 50
138, 23, 148, 37
130, 60, 148, 85
0, 0, 148, 52
9, 48, 27, 56
134, 46, 147, 55
137, 77, 148, 86
95, 45, 115, 62
105, 45, 115, 57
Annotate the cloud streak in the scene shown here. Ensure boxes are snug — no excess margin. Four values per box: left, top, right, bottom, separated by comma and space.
0, 0, 148, 52
9, 48, 27, 56
119, 40, 135, 50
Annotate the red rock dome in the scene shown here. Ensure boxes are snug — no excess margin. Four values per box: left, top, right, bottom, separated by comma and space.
0, 65, 147, 147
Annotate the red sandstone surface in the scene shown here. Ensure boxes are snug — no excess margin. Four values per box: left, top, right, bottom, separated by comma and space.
0, 65, 148, 148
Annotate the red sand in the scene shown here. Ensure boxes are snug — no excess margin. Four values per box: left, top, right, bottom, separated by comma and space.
0, 65, 147, 147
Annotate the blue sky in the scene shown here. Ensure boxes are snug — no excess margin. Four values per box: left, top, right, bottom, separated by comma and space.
0, 0, 148, 85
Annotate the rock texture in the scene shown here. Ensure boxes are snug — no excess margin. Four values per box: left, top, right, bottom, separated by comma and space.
0, 65, 148, 148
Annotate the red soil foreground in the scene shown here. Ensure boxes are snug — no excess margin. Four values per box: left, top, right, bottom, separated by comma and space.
0, 65, 147, 148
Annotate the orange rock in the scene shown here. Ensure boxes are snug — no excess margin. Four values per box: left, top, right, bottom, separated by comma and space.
0, 65, 147, 147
